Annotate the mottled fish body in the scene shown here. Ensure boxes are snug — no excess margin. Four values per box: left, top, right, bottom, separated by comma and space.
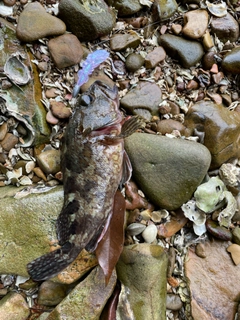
27, 81, 141, 281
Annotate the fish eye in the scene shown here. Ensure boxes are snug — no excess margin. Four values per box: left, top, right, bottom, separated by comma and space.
80, 94, 92, 106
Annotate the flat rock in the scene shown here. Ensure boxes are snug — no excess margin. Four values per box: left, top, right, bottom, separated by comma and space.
47, 266, 117, 320
152, 0, 178, 22
58, 0, 115, 41
16, 2, 66, 42
110, 33, 141, 51
185, 239, 240, 319
48, 34, 83, 69
222, 47, 240, 74
105, 0, 142, 16
184, 100, 240, 169
36, 149, 61, 175
210, 12, 239, 43
145, 46, 166, 69
158, 34, 204, 68
0, 186, 63, 277
0, 292, 30, 320
124, 133, 211, 210
182, 9, 209, 39
120, 81, 162, 121
116, 243, 168, 320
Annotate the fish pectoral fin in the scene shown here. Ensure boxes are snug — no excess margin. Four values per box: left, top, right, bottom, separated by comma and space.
120, 150, 132, 188
119, 115, 145, 138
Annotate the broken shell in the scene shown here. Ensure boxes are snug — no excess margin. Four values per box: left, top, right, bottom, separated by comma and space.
206, 1, 227, 18
142, 224, 158, 243
126, 223, 146, 236
4, 54, 31, 86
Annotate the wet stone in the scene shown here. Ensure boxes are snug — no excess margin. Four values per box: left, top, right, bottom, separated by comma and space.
0, 292, 30, 320
0, 133, 18, 151
50, 101, 71, 119
158, 34, 204, 68
105, 0, 142, 16
110, 33, 141, 51
222, 47, 240, 74
37, 280, 68, 306
125, 53, 145, 72
145, 46, 166, 69
16, 2, 66, 42
156, 119, 187, 135
48, 34, 83, 69
152, 0, 178, 22
120, 81, 162, 121
210, 12, 239, 43
125, 133, 211, 210
183, 9, 209, 39
58, 0, 116, 42
36, 149, 61, 175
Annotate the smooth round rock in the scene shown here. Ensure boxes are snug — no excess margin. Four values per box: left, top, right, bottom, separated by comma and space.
125, 133, 211, 210
105, 0, 142, 16
16, 2, 66, 42
120, 81, 162, 121
166, 293, 183, 311
1, 133, 18, 151
184, 100, 240, 169
152, 0, 178, 22
222, 47, 240, 74
158, 34, 204, 68
48, 34, 83, 69
50, 101, 71, 119
183, 9, 209, 39
58, 0, 116, 41
125, 53, 145, 72
156, 119, 186, 135
142, 224, 158, 243
38, 281, 68, 306
36, 149, 61, 175
210, 12, 239, 43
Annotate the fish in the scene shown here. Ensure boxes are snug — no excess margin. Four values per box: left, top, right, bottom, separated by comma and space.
27, 81, 143, 281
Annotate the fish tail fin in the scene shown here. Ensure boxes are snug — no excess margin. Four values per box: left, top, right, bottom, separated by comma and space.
27, 242, 80, 281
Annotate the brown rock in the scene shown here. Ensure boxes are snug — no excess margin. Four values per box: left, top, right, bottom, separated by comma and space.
50, 101, 71, 119
16, 2, 66, 42
183, 9, 209, 39
1, 133, 18, 151
3, 0, 16, 6
210, 12, 239, 43
185, 239, 240, 319
0, 292, 30, 319
0, 122, 8, 141
36, 149, 61, 175
110, 33, 141, 51
145, 46, 166, 69
45, 88, 58, 98
125, 53, 145, 72
171, 24, 182, 35
48, 34, 83, 69
157, 210, 188, 238
184, 101, 240, 169
37, 281, 68, 306
46, 110, 59, 125
156, 119, 186, 135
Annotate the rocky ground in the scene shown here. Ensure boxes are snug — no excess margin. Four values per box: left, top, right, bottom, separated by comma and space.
0, 0, 239, 319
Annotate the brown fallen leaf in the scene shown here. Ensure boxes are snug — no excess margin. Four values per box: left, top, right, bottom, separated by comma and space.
227, 244, 240, 265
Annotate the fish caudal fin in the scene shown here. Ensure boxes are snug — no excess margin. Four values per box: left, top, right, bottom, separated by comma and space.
27, 242, 80, 281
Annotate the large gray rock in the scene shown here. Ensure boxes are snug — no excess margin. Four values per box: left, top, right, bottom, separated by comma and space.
158, 34, 204, 68
116, 244, 168, 320
125, 133, 211, 210
58, 0, 116, 41
0, 186, 63, 277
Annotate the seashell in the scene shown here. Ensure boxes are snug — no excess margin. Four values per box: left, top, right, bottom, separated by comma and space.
126, 223, 146, 236
206, 1, 227, 18
142, 224, 157, 243
4, 54, 31, 86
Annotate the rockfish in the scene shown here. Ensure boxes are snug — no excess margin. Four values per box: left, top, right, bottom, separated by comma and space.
27, 81, 142, 281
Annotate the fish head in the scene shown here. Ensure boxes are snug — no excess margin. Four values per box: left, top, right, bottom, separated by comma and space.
75, 81, 122, 132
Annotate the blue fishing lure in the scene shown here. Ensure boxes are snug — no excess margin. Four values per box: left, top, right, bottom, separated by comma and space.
72, 49, 110, 97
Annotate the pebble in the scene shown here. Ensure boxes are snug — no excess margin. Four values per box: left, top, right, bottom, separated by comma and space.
106, 0, 142, 16
222, 47, 240, 74
231, 227, 240, 245
125, 133, 211, 210
182, 9, 209, 39
202, 30, 214, 50
152, 0, 178, 21
144, 46, 166, 69
48, 34, 83, 69
202, 51, 216, 70
227, 244, 240, 265
142, 224, 158, 243
33, 167, 47, 181
36, 149, 61, 175
37, 61, 48, 72
125, 53, 145, 72
50, 101, 71, 119
46, 110, 59, 125
210, 12, 239, 43
171, 23, 182, 35
3, 0, 16, 7
0, 292, 30, 320
116, 244, 168, 319
185, 239, 240, 319
16, 2, 66, 42
158, 34, 204, 68
45, 88, 58, 98
0, 122, 8, 141
126, 223, 146, 236
157, 209, 188, 237
184, 100, 240, 169
0, 133, 18, 151
195, 243, 207, 258
156, 119, 187, 135
120, 81, 162, 121
37, 280, 68, 306
110, 33, 141, 51
58, 0, 116, 41
205, 219, 232, 241
166, 293, 183, 311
